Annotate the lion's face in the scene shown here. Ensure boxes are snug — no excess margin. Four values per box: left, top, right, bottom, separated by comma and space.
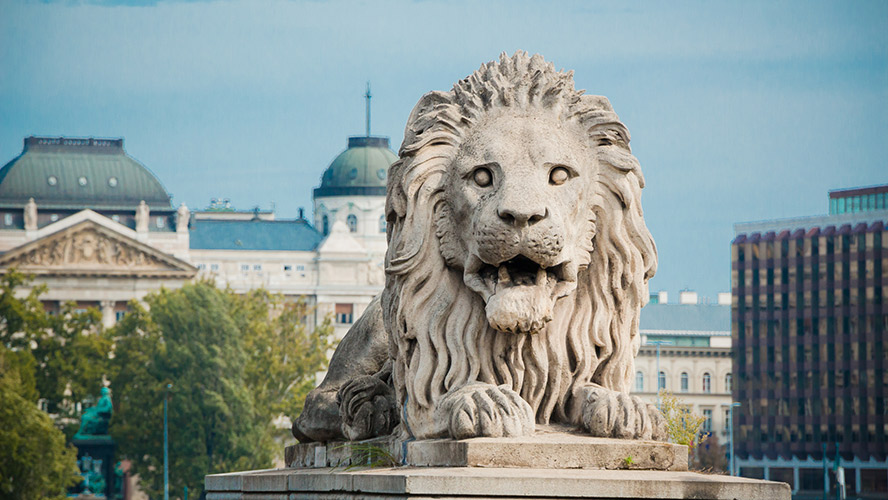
437, 107, 598, 334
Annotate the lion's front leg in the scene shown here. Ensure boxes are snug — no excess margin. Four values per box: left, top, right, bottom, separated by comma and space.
435, 383, 535, 440
575, 385, 666, 441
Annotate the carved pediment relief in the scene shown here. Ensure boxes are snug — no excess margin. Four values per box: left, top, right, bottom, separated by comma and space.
0, 220, 195, 278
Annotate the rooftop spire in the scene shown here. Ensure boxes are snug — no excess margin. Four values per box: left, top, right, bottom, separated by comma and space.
364, 82, 372, 137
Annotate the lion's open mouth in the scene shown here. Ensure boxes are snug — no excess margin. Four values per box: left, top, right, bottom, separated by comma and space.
464, 254, 579, 334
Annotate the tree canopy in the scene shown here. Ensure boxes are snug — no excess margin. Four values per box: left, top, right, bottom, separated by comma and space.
0, 343, 80, 499
109, 281, 333, 499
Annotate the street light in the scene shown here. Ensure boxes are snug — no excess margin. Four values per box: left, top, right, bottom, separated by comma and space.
645, 339, 673, 410
164, 383, 172, 500
729, 402, 741, 476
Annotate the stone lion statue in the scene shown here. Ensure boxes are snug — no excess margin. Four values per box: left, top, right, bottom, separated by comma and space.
293, 52, 665, 443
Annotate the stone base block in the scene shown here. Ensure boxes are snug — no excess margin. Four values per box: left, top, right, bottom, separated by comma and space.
285, 426, 687, 471
205, 466, 791, 499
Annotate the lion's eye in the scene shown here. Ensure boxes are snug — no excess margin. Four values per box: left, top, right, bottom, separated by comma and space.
549, 166, 570, 186
473, 168, 492, 187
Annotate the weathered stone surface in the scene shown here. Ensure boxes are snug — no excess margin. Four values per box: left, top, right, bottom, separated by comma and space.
294, 51, 662, 445
287, 429, 686, 471
206, 467, 791, 499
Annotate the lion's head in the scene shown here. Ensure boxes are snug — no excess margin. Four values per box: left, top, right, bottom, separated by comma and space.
382, 52, 656, 438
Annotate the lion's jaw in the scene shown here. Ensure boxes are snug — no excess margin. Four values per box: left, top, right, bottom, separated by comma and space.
438, 108, 597, 335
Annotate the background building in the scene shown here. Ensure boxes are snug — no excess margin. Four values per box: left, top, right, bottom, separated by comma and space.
0, 137, 196, 327
634, 290, 733, 443
0, 133, 396, 340
732, 184, 888, 496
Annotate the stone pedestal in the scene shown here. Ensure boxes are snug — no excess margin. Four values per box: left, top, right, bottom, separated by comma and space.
206, 431, 791, 499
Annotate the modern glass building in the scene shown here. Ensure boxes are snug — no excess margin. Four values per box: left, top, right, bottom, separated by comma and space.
731, 185, 888, 496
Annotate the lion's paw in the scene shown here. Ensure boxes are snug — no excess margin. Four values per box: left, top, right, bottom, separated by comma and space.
337, 375, 399, 441
437, 383, 535, 440
581, 388, 666, 441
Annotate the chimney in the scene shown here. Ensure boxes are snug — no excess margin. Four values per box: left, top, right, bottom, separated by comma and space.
298, 207, 305, 220
658, 291, 668, 305
679, 290, 698, 305
717, 292, 731, 306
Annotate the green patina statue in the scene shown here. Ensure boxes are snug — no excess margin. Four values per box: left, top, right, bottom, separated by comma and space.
75, 387, 112, 438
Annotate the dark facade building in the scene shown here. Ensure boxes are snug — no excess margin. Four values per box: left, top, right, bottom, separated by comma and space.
732, 185, 888, 496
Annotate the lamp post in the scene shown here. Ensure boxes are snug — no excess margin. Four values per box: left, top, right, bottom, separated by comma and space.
164, 383, 172, 500
646, 340, 673, 410
728, 402, 741, 476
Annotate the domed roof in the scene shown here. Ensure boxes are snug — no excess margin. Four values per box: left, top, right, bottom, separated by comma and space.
0, 137, 172, 209
313, 136, 397, 198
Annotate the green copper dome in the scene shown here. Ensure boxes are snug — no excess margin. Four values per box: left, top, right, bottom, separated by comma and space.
313, 136, 397, 198
0, 137, 172, 209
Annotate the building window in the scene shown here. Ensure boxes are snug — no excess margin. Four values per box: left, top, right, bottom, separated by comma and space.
241, 264, 250, 272
379, 215, 386, 233
702, 372, 712, 393
635, 371, 644, 392
322, 215, 329, 236
702, 409, 712, 434
658, 371, 666, 391
284, 265, 292, 271
680, 372, 689, 392
725, 373, 732, 392
335, 303, 354, 324
197, 263, 207, 270
112, 214, 120, 222
347, 214, 358, 233
115, 310, 127, 322
296, 265, 305, 271
50, 214, 59, 222
210, 263, 219, 271
253, 264, 262, 271
3, 213, 11, 226
156, 217, 164, 228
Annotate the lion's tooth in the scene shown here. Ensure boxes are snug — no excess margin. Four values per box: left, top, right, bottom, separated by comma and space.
498, 265, 511, 284
536, 267, 548, 286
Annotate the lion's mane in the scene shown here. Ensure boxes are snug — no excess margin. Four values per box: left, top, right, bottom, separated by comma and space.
382, 52, 656, 435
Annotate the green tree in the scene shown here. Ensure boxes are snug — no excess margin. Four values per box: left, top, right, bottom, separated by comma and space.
0, 269, 111, 436
0, 346, 80, 500
231, 289, 334, 423
109, 282, 279, 499
659, 391, 709, 460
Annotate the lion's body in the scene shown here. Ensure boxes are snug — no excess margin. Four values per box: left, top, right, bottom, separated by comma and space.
292, 52, 661, 443
382, 53, 656, 439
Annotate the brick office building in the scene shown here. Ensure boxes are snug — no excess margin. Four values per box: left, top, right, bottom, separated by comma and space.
731, 185, 888, 496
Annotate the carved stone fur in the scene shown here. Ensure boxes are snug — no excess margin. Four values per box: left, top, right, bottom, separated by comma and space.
292, 52, 665, 443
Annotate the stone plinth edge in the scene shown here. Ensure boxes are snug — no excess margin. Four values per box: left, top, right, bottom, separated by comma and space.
205, 467, 791, 500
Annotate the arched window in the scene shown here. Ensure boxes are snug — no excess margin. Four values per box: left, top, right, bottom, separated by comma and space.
346, 214, 357, 233
725, 373, 732, 392
322, 215, 329, 236
680, 372, 689, 392
658, 371, 666, 391
702, 372, 712, 393
379, 214, 386, 233
635, 371, 644, 392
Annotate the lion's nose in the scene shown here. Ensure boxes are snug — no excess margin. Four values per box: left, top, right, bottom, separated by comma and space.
497, 205, 548, 227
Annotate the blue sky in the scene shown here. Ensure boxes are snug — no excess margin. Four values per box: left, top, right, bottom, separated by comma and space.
1, 0, 886, 300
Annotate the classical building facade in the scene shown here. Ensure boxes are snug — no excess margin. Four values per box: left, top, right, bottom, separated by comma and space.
732, 184, 888, 495
0, 137, 196, 327
0, 134, 395, 339
633, 291, 733, 443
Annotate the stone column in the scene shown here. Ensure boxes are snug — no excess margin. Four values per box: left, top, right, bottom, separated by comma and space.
100, 301, 116, 328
